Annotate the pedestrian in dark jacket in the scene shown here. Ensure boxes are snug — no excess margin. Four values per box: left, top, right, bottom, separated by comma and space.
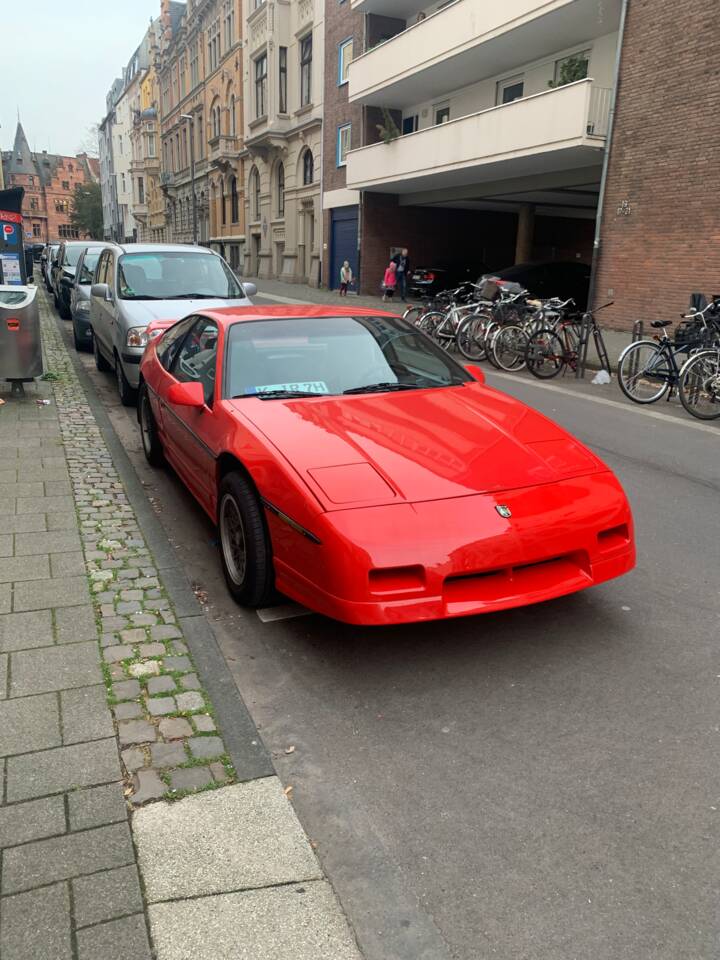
391, 248, 411, 301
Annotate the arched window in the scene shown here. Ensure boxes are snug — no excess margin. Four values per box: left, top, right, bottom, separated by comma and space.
276, 162, 285, 218
211, 103, 221, 139
302, 149, 314, 185
249, 167, 260, 221
230, 94, 236, 136
230, 176, 239, 224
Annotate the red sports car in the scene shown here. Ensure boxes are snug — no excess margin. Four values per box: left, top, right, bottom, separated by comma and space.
138, 306, 635, 625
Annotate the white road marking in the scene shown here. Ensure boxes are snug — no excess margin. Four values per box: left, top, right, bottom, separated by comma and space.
488, 371, 720, 436
257, 603, 313, 623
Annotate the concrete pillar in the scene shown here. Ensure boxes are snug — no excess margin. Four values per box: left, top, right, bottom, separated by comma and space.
515, 204, 535, 264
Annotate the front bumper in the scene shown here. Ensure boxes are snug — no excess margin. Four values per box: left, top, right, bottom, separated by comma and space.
270, 472, 635, 626
72, 313, 92, 338
121, 349, 143, 387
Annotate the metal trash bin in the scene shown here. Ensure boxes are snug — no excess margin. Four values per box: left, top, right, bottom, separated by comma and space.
0, 285, 43, 383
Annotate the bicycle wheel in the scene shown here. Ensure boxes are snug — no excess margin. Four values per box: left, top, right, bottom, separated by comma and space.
456, 312, 489, 361
617, 340, 670, 404
484, 322, 504, 368
525, 328, 566, 379
417, 311, 445, 340
491, 324, 528, 372
403, 305, 424, 326
678, 350, 720, 419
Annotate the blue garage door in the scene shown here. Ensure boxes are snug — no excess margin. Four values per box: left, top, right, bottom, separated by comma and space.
330, 206, 359, 290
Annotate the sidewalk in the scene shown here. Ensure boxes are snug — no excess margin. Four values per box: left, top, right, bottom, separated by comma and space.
0, 293, 361, 960
248, 275, 634, 369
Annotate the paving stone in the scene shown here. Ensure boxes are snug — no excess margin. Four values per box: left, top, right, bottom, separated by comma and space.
0, 609, 54, 652
150, 742, 187, 768
0, 693, 61, 757
117, 601, 142, 615
68, 782, 127, 831
13, 575, 89, 611
47, 512, 79, 531
10, 641, 101, 696
0, 651, 8, 695
60, 686, 114, 745
109, 663, 126, 680
118, 719, 157, 746
103, 644, 133, 663
129, 660, 160, 678
130, 613, 158, 626
76, 913, 152, 960
45, 480, 72, 497
147, 675, 176, 695
2, 822, 134, 894
188, 736, 225, 760
158, 717, 193, 740
172, 640, 189, 655
169, 766, 214, 792
15, 495, 75, 515
0, 514, 46, 534
0, 533, 12, 556
194, 714, 217, 733
0, 795, 66, 847
177, 691, 205, 712
113, 679, 141, 701
0, 554, 51, 584
50, 551, 86, 578
101, 616, 128, 632
14, 530, 81, 556
0, 882, 72, 960
138, 642, 166, 658
180, 672, 202, 691
114, 701, 143, 721
118, 568, 140, 580
163, 655, 192, 673
120, 589, 143, 601
0, 481, 44, 498
0, 585, 10, 616
120, 628, 146, 644
130, 768, 167, 805
6, 738, 120, 802
55, 604, 97, 644
73, 865, 144, 929
100, 632, 118, 647
151, 624, 183, 641
147, 696, 176, 717
210, 761, 231, 784
121, 747, 146, 773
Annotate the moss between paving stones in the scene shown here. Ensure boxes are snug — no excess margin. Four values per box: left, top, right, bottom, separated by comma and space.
38, 296, 236, 807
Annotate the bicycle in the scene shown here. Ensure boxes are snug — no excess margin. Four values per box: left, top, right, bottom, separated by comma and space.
678, 347, 720, 419
525, 302, 612, 380
489, 297, 576, 372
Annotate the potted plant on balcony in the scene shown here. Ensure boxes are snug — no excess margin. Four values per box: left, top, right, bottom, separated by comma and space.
376, 107, 401, 144
548, 54, 589, 88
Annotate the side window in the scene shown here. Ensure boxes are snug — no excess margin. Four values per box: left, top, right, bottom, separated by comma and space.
171, 318, 219, 407
157, 316, 197, 372
96, 253, 108, 285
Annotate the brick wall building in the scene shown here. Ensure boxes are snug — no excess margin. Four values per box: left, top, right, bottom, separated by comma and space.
593, 0, 720, 328
2, 123, 98, 243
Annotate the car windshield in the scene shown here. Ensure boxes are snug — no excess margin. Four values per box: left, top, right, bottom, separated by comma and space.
78, 253, 100, 284
226, 315, 471, 399
63, 246, 86, 267
117, 251, 243, 300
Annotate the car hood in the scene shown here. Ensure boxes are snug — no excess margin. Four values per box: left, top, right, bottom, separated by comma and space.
120, 297, 252, 325
231, 384, 606, 510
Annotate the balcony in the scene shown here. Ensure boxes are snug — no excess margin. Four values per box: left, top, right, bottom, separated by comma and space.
208, 134, 240, 168
346, 80, 610, 195
349, 0, 622, 108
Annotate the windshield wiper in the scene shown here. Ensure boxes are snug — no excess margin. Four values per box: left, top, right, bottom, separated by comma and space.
343, 381, 425, 395
233, 390, 328, 400
121, 295, 164, 301
165, 293, 218, 300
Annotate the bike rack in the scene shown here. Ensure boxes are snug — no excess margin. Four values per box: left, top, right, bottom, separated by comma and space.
575, 314, 612, 380
632, 320, 643, 343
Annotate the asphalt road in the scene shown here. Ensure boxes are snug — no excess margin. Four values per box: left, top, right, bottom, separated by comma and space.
60, 306, 719, 960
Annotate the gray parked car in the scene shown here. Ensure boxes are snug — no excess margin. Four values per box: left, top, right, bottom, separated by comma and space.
41, 244, 60, 292
89, 243, 257, 405
70, 245, 114, 352
52, 241, 94, 320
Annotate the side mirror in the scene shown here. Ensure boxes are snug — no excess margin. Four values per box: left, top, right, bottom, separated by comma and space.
167, 380, 205, 408
91, 283, 112, 302
465, 364, 485, 385
243, 282, 257, 298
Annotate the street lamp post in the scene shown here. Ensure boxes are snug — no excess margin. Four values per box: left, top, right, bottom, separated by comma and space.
180, 113, 198, 246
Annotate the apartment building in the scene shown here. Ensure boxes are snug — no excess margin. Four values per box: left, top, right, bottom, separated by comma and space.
129, 24, 163, 243
242, 0, 324, 284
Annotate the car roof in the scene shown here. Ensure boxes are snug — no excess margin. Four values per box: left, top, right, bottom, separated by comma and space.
189, 305, 401, 326
60, 240, 97, 247
113, 243, 220, 255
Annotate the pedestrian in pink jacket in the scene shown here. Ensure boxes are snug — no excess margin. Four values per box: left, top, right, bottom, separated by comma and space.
382, 261, 397, 301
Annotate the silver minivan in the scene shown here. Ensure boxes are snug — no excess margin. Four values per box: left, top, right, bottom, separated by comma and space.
90, 243, 257, 405
71, 245, 116, 352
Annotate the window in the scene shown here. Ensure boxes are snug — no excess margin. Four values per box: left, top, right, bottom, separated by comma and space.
138, 177, 145, 204
249, 167, 260, 221
157, 316, 196, 372
497, 75, 524, 104
255, 55, 268, 118
402, 115, 418, 135
121, 173, 127, 193
58, 225, 79, 239
279, 47, 288, 114
338, 38, 353, 85
229, 94, 236, 136
179, 56, 187, 97
30, 197, 39, 210
208, 19, 220, 71
230, 176, 239, 223
211, 103, 221, 139
302, 150, 314, 185
32, 223, 41, 237
221, 180, 226, 226
172, 318, 219, 407
276, 163, 285, 218
28, 175, 35, 186
434, 104, 450, 124
553, 50, 590, 86
190, 39, 199, 88
62, 180, 70, 191
300, 33, 313, 106
337, 124, 351, 167
223, 0, 235, 47
148, 133, 156, 157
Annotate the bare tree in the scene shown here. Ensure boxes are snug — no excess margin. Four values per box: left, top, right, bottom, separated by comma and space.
76, 124, 100, 158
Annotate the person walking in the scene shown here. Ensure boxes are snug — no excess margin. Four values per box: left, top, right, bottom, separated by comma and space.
391, 247, 411, 301
339, 260, 353, 296
382, 261, 397, 301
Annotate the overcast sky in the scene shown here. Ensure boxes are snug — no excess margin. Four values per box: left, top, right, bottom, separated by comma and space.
1, 0, 161, 158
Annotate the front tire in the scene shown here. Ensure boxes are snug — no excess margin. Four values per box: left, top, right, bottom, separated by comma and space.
115, 355, 137, 407
93, 333, 111, 371
218, 472, 274, 607
138, 384, 165, 465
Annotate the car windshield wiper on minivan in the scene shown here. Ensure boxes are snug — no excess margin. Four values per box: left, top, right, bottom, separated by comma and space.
165, 293, 219, 300
121, 294, 165, 300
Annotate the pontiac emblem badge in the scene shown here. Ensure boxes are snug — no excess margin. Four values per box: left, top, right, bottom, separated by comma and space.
496, 505, 512, 519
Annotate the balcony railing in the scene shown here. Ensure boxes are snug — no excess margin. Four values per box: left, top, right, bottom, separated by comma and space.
209, 134, 239, 165
587, 86, 612, 137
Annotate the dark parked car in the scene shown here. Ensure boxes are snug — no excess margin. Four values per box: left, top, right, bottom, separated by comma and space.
41, 244, 60, 292
51, 241, 92, 319
482, 260, 592, 309
70, 246, 107, 352
408, 262, 490, 299
30, 243, 45, 262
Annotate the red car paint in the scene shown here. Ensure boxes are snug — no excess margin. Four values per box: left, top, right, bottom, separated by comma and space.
139, 306, 635, 625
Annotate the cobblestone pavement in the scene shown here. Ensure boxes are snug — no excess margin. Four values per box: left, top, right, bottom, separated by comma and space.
0, 291, 362, 960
